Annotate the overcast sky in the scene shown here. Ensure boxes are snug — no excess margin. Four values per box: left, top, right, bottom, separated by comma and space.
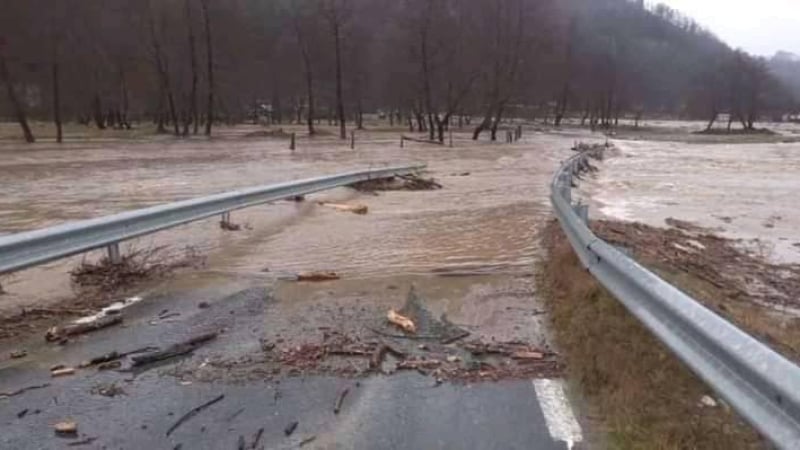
658, 0, 799, 57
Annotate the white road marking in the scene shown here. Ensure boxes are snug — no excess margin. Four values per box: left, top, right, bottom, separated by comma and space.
533, 379, 583, 449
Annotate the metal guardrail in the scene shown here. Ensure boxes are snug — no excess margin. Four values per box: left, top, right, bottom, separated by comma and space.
0, 164, 425, 275
551, 149, 800, 449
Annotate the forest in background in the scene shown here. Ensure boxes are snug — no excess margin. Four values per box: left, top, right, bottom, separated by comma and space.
1, 0, 798, 143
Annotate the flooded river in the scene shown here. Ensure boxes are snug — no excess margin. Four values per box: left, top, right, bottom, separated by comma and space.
585, 132, 800, 264
0, 125, 588, 312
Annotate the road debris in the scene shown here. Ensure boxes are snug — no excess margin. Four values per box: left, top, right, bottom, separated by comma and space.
97, 361, 122, 371
166, 394, 225, 436
284, 420, 299, 436
317, 201, 368, 215
79, 346, 159, 368
17, 409, 29, 418
67, 437, 98, 447
250, 427, 264, 449
45, 314, 123, 342
54, 420, 78, 436
226, 407, 245, 422
699, 395, 718, 408
79, 351, 120, 368
158, 312, 181, 320
511, 351, 545, 361
370, 344, 405, 370
397, 359, 442, 371
299, 436, 317, 447
10, 349, 27, 359
333, 388, 350, 414
296, 271, 340, 282
132, 332, 218, 366
70, 246, 199, 292
51, 367, 76, 377
91, 382, 126, 397
1, 383, 51, 399
387, 309, 416, 333
351, 173, 442, 192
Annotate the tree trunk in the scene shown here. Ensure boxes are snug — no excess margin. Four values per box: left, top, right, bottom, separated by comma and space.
356, 97, 364, 130
200, 0, 214, 136
185, 0, 199, 135
93, 93, 107, 129
490, 103, 507, 142
119, 71, 131, 129
706, 111, 717, 131
303, 55, 315, 135
146, 1, 180, 136
0, 54, 35, 143
332, 21, 346, 140
472, 110, 492, 140
272, 91, 282, 124
52, 61, 63, 143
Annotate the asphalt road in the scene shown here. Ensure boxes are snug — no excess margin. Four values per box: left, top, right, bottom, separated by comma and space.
0, 280, 583, 449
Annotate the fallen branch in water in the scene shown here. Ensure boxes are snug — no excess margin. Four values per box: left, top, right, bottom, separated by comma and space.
166, 394, 225, 436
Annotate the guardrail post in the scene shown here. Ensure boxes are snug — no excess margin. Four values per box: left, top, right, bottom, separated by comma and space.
350, 131, 355, 149
289, 132, 296, 151
221, 211, 231, 227
574, 204, 589, 223
107, 243, 121, 264
560, 173, 572, 203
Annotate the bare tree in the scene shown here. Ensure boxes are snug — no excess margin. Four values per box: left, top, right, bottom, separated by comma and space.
184, 0, 200, 135
0, 43, 35, 143
199, 0, 214, 136
320, 0, 350, 140
290, 3, 317, 135
145, 0, 180, 135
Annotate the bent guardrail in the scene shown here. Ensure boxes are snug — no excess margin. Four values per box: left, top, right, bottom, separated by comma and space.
0, 164, 425, 275
551, 149, 800, 449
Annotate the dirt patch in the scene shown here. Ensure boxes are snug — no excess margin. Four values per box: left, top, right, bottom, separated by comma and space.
539, 219, 764, 449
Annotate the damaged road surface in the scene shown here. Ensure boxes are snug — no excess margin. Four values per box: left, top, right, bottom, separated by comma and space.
0, 278, 574, 449
0, 132, 588, 449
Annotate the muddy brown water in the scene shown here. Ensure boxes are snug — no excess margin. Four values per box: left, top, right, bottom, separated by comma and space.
0, 126, 594, 316
583, 137, 800, 264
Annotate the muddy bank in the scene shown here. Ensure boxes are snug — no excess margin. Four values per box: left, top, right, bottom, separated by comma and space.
540, 219, 764, 449
593, 218, 800, 362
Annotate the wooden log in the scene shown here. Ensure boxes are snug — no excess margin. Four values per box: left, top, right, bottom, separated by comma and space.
131, 332, 217, 367
45, 315, 123, 342
387, 310, 416, 333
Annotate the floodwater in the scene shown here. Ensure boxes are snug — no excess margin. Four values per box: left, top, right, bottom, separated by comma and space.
0, 125, 589, 313
584, 128, 800, 264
